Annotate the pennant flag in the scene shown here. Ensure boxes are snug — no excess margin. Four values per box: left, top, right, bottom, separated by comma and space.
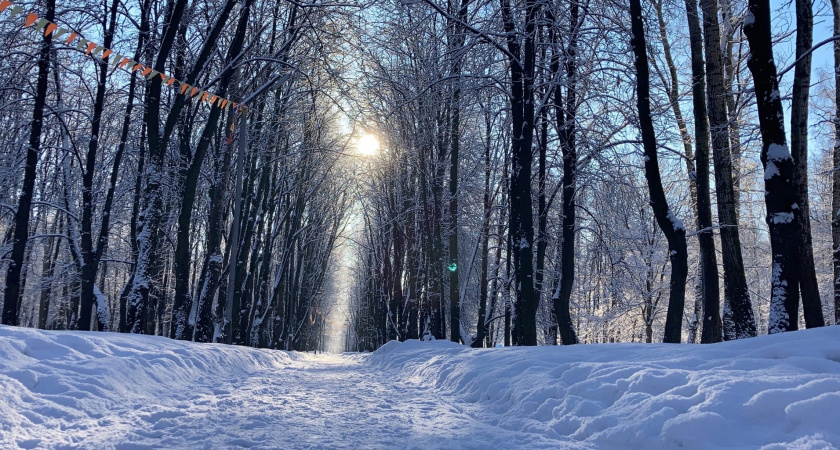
53, 27, 68, 40
33, 18, 49, 32
7, 6, 23, 19
24, 12, 37, 26
2, 0, 242, 113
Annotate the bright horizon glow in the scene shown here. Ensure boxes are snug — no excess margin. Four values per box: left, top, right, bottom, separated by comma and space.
356, 134, 380, 156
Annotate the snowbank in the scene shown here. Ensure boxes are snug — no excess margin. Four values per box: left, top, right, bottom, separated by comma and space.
367, 328, 840, 449
0, 326, 297, 448
1, 325, 839, 449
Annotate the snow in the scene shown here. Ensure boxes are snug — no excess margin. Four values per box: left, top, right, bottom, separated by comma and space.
666, 209, 685, 232
764, 160, 780, 180
767, 143, 791, 161
2, 326, 840, 449
770, 211, 794, 224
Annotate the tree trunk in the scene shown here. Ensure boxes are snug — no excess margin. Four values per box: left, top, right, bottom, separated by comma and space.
665, 0, 722, 343
700, 0, 756, 340
501, 0, 538, 346
552, 3, 581, 346
832, 0, 840, 325
791, 0, 825, 329
171, 0, 251, 340
473, 113, 493, 348
3, 0, 55, 326
743, 0, 802, 333
78, 0, 121, 331
630, 0, 689, 343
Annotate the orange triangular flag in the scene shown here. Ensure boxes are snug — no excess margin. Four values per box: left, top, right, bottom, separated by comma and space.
221, 99, 228, 109
180, 83, 189, 94
0, 1, 12, 13
101, 49, 111, 60
141, 67, 152, 76
44, 23, 58, 36
117, 58, 131, 69
24, 12, 38, 27
166, 78, 176, 86
65, 32, 77, 44
201, 92, 210, 102
209, 95, 217, 104
132, 64, 143, 72
190, 87, 199, 97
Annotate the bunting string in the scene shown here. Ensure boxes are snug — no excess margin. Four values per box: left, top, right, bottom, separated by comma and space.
0, 0, 242, 113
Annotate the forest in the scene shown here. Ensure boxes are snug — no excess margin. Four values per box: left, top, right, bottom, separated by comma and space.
1, 0, 839, 352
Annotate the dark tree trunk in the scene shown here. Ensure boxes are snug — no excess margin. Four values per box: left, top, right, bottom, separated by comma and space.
629, 0, 689, 343
743, 0, 802, 333
78, 0, 121, 331
552, 3, 580, 346
3, 0, 55, 326
662, 0, 721, 343
501, 0, 538, 346
791, 0, 825, 329
171, 0, 251, 340
473, 113, 493, 348
700, 0, 756, 340
832, 0, 840, 325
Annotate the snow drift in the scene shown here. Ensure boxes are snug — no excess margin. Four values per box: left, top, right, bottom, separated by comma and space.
1, 324, 839, 449
367, 328, 840, 448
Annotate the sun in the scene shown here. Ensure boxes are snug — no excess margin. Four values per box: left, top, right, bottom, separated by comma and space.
356, 134, 380, 156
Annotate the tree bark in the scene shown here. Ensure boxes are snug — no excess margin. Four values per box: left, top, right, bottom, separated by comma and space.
77, 0, 121, 331
3, 0, 55, 326
791, 0, 825, 329
665, 0, 722, 343
743, 0, 802, 333
699, 0, 756, 340
501, 0, 539, 346
629, 0, 689, 343
171, 0, 251, 340
832, 0, 840, 325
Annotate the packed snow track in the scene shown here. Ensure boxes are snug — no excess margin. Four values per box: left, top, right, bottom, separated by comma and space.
1, 326, 839, 449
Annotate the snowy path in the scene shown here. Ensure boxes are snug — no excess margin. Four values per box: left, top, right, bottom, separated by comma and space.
116, 353, 557, 449
0, 327, 560, 449
2, 325, 840, 449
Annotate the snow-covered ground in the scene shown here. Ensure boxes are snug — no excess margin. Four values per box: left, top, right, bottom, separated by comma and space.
1, 325, 839, 449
